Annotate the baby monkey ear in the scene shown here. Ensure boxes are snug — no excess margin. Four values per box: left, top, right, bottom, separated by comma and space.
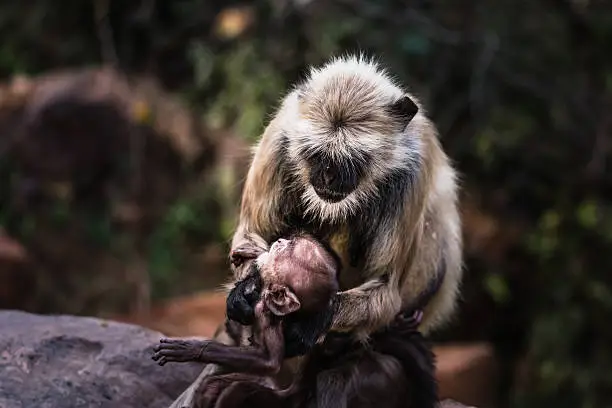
266, 286, 301, 316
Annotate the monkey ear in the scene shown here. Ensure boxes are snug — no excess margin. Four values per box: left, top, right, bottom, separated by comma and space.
265, 288, 301, 316
388, 95, 419, 129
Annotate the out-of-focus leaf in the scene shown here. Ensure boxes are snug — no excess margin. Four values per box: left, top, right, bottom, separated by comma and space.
484, 273, 510, 304
213, 6, 254, 40
576, 201, 598, 229
400, 33, 430, 55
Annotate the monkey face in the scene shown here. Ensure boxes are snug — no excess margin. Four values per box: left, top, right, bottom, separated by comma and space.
284, 61, 423, 221
226, 266, 263, 326
305, 152, 365, 203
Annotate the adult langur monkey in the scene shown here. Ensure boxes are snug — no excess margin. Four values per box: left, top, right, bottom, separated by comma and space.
168, 54, 463, 408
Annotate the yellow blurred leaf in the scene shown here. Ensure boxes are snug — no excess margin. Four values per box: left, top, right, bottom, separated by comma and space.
214, 7, 254, 40
132, 100, 152, 124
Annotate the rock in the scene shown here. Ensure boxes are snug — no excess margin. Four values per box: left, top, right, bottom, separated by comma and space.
112, 290, 227, 339
434, 342, 499, 408
0, 310, 203, 408
440, 399, 478, 408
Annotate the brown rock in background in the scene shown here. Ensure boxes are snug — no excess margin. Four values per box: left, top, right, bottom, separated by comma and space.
440, 399, 479, 408
435, 342, 499, 408
0, 68, 251, 317
112, 290, 228, 338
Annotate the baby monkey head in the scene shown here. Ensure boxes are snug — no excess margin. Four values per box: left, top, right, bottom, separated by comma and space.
256, 236, 340, 317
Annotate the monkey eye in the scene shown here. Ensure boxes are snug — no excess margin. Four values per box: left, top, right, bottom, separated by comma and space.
230, 251, 245, 267
271, 239, 289, 252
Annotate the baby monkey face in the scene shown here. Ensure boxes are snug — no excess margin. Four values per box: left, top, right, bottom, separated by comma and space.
258, 236, 339, 317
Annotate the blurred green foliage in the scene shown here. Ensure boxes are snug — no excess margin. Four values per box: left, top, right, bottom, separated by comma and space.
0, 0, 611, 407
147, 186, 226, 299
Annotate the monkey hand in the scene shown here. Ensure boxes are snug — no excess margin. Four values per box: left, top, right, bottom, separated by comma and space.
226, 269, 263, 326
152, 338, 210, 366
389, 309, 423, 335
328, 277, 400, 333
229, 244, 267, 272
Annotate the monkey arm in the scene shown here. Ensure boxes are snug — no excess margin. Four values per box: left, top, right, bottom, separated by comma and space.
331, 234, 453, 335
153, 307, 285, 376
229, 231, 270, 280
330, 277, 403, 334
229, 226, 273, 282
153, 339, 284, 375
228, 118, 290, 281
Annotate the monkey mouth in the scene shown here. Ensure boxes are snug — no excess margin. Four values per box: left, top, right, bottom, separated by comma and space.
312, 186, 349, 203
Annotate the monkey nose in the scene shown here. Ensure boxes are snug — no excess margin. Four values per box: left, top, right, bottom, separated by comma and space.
272, 239, 289, 252
244, 282, 259, 302
323, 167, 336, 185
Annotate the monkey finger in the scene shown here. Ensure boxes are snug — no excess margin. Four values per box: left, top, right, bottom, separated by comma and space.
153, 344, 180, 353
159, 337, 180, 344
153, 348, 192, 359
154, 343, 176, 352
152, 352, 173, 363
154, 340, 190, 352
414, 310, 424, 324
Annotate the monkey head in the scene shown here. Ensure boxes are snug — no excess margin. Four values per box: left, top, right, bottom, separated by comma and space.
226, 235, 340, 358
283, 56, 421, 220
259, 236, 339, 317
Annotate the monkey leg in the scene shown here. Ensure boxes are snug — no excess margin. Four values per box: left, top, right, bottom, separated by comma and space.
196, 372, 277, 408
216, 381, 288, 408
169, 363, 222, 408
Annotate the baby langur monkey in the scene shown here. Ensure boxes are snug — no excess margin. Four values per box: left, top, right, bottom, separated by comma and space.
152, 235, 339, 408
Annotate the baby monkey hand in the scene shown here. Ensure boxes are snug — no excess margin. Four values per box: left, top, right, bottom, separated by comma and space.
152, 338, 209, 366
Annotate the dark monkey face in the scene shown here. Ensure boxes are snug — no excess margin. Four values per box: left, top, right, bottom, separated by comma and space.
226, 265, 262, 326
305, 151, 368, 203
290, 86, 421, 207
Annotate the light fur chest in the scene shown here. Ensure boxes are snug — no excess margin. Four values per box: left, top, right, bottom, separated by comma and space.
327, 225, 366, 290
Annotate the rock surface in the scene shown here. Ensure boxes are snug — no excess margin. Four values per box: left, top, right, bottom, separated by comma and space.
436, 342, 499, 408
0, 310, 202, 408
112, 291, 227, 340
